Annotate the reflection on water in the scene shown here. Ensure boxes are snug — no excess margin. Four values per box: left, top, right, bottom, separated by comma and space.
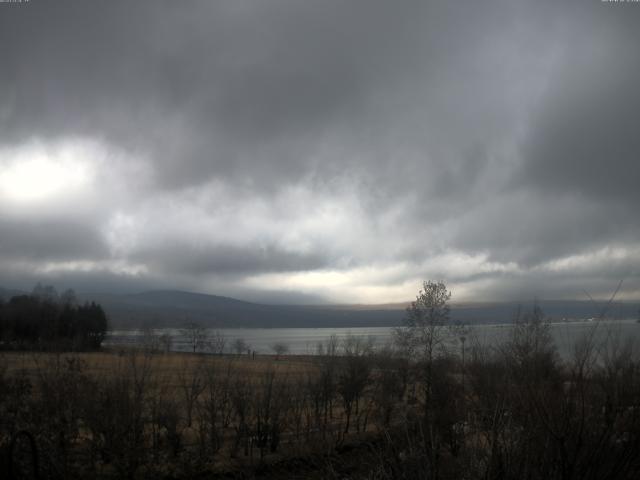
105, 319, 640, 358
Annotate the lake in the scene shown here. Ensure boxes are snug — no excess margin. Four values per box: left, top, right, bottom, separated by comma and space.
105, 318, 640, 359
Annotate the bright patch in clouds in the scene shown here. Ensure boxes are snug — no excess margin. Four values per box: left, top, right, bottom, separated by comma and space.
36, 260, 148, 277
240, 252, 521, 304
242, 267, 416, 304
0, 140, 96, 204
537, 245, 640, 275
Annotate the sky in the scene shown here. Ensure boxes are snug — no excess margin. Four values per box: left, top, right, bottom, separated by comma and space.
1, 0, 639, 305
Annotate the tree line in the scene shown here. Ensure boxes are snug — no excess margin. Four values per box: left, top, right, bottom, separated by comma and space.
0, 284, 108, 350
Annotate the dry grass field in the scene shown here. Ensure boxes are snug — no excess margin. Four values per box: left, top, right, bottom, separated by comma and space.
1, 347, 387, 478
1, 349, 317, 383
3, 325, 640, 479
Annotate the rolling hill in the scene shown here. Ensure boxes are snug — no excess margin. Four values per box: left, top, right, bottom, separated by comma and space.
83, 291, 639, 329
3, 287, 638, 328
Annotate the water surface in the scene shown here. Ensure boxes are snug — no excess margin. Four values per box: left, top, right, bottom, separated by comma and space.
105, 319, 640, 358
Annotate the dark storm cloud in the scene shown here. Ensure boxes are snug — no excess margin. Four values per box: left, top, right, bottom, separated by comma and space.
1, 0, 424, 188
0, 268, 166, 297
0, 0, 518, 190
1, 0, 639, 302
494, 1, 640, 276
136, 244, 332, 276
517, 4, 640, 204
445, 192, 640, 267
0, 217, 108, 261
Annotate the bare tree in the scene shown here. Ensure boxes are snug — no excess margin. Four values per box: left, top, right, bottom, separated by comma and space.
232, 338, 249, 356
197, 359, 235, 456
159, 333, 173, 353
338, 335, 372, 433
140, 326, 160, 353
181, 321, 208, 353
371, 352, 404, 428
251, 368, 289, 458
393, 280, 452, 476
394, 280, 451, 360
177, 358, 205, 428
207, 330, 226, 355
271, 342, 289, 360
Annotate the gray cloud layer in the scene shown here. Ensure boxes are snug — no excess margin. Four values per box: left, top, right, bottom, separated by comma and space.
1, 0, 639, 303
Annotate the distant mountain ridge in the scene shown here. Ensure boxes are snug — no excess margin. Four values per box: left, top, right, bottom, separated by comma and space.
78, 290, 640, 329
2, 287, 638, 328
77, 290, 405, 328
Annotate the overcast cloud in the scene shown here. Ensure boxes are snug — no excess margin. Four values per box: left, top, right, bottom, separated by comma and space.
1, 0, 639, 304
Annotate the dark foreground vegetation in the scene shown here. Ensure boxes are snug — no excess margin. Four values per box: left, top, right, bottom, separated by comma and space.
1, 281, 640, 479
